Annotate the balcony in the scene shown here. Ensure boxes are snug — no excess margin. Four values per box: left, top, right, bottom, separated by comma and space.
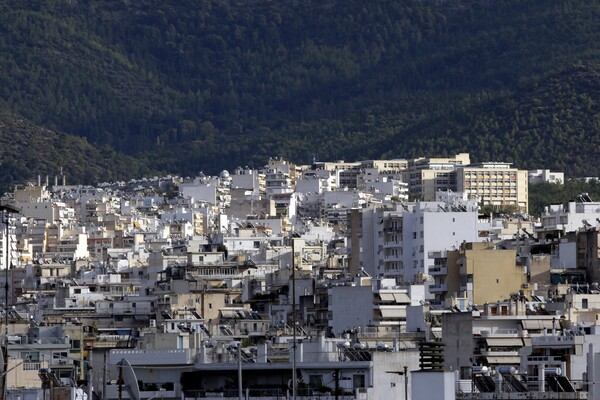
531, 335, 583, 348
429, 283, 447, 293
428, 250, 446, 259
429, 265, 447, 276
384, 254, 402, 262
479, 350, 520, 357
479, 329, 519, 338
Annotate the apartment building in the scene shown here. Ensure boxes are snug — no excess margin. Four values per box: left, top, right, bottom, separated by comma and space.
456, 162, 529, 212
403, 154, 529, 212
430, 242, 526, 307
529, 169, 565, 185
349, 194, 487, 284
405, 153, 470, 200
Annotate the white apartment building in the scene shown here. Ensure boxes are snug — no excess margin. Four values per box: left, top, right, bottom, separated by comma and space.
349, 194, 486, 284
231, 167, 265, 194
327, 278, 425, 334
529, 169, 565, 185
536, 197, 600, 241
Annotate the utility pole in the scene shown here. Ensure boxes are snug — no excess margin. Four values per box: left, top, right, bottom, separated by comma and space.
118, 362, 123, 400
403, 365, 408, 400
237, 344, 242, 400
103, 351, 107, 400
1, 202, 19, 400
386, 366, 409, 400
291, 238, 297, 400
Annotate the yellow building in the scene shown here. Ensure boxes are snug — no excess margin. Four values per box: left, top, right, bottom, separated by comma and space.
433, 242, 527, 307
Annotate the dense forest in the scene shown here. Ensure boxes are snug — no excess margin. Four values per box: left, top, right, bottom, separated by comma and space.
1, 0, 600, 211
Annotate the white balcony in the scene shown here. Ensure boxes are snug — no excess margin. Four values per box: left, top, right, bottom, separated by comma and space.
384, 254, 402, 262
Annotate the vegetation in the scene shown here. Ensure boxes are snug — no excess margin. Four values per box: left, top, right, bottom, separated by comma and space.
529, 181, 600, 216
2, 0, 600, 208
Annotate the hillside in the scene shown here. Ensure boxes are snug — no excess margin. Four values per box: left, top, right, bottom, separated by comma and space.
2, 0, 600, 190
0, 109, 151, 191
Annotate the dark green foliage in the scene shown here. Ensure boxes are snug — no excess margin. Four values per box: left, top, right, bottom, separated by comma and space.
529, 181, 600, 216
1, 0, 600, 193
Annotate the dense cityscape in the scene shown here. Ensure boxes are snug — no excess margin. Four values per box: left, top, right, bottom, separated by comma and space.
1, 153, 597, 399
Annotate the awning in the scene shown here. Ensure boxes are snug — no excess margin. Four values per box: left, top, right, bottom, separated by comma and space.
379, 293, 395, 302
485, 338, 523, 347
485, 356, 521, 364
220, 310, 241, 318
431, 330, 443, 339
380, 308, 406, 318
393, 293, 411, 303
521, 320, 555, 330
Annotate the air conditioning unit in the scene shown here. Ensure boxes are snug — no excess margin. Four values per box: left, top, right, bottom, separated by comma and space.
149, 319, 157, 328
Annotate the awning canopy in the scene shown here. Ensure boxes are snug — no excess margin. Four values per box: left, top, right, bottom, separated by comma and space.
521, 320, 555, 330
379, 308, 406, 318
484, 356, 521, 364
378, 292, 410, 303
484, 338, 523, 347
379, 293, 395, 302
393, 293, 411, 303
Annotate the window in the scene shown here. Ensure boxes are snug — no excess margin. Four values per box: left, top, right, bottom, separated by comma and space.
583, 298, 588, 309
353, 374, 365, 388
309, 375, 323, 387
21, 352, 40, 362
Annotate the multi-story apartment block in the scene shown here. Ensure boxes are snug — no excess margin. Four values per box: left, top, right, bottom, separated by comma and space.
403, 154, 529, 212
231, 167, 266, 194
405, 153, 470, 200
456, 162, 529, 212
536, 196, 600, 240
349, 194, 487, 285
430, 242, 526, 307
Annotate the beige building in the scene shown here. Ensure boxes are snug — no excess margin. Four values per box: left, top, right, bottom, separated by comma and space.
456, 163, 528, 212
405, 153, 470, 200
432, 242, 527, 307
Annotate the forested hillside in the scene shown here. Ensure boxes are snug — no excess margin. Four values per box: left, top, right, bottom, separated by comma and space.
1, 0, 600, 191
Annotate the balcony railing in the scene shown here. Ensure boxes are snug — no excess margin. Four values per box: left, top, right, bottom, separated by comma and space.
429, 283, 448, 293
429, 265, 448, 275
